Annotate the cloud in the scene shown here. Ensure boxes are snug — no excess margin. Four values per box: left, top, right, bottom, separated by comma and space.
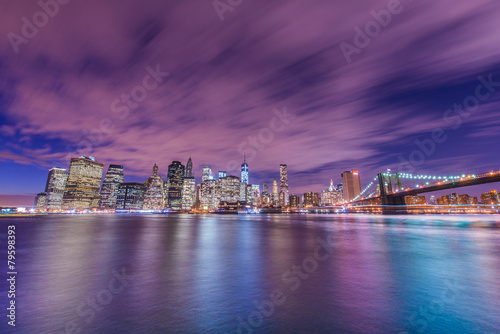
0, 0, 500, 194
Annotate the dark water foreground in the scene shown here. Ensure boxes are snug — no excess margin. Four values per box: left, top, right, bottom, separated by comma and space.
0, 214, 499, 333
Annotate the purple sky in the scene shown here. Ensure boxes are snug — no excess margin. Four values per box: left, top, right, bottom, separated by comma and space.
1, 0, 500, 205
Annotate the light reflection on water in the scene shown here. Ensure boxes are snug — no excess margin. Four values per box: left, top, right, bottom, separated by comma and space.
1, 214, 499, 333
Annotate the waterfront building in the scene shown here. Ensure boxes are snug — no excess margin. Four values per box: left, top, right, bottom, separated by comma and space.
289, 194, 300, 207
241, 158, 249, 184
99, 164, 124, 210
280, 164, 289, 205
272, 178, 279, 204
166, 161, 185, 210
341, 170, 362, 202
185, 156, 193, 178
116, 182, 146, 210
404, 195, 427, 205
143, 164, 165, 210
62, 156, 104, 210
181, 177, 196, 210
249, 184, 260, 206
200, 180, 217, 211
45, 167, 67, 211
35, 192, 47, 212
304, 192, 320, 207
220, 176, 241, 202
481, 190, 499, 204
202, 165, 213, 182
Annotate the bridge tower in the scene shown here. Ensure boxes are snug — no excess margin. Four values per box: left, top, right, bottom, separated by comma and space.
378, 172, 404, 205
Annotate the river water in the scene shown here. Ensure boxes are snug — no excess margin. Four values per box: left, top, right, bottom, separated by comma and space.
1, 214, 499, 333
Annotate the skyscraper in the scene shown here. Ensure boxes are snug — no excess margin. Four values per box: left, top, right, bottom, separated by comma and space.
241, 157, 248, 184
116, 182, 146, 210
280, 164, 289, 205
45, 167, 67, 211
181, 177, 196, 210
99, 164, 124, 210
218, 171, 227, 179
272, 178, 279, 204
202, 165, 213, 182
143, 164, 165, 210
341, 170, 362, 202
62, 156, 104, 210
220, 176, 241, 202
35, 192, 47, 212
166, 161, 185, 210
185, 156, 193, 178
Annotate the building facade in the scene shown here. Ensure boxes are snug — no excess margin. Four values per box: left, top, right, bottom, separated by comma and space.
166, 161, 185, 210
45, 167, 68, 211
143, 164, 165, 210
341, 170, 362, 203
280, 164, 289, 205
62, 156, 104, 210
116, 182, 146, 210
181, 177, 196, 210
99, 164, 124, 210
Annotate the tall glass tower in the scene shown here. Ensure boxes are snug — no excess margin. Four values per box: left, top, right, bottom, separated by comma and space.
185, 156, 193, 178
280, 164, 289, 205
99, 164, 124, 210
241, 156, 249, 184
167, 161, 185, 210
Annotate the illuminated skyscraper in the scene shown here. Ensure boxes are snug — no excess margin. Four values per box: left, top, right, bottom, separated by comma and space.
202, 165, 213, 182
280, 164, 289, 205
341, 170, 362, 202
289, 194, 300, 207
99, 164, 124, 210
304, 192, 320, 207
181, 177, 196, 210
218, 171, 227, 179
143, 164, 165, 210
185, 156, 193, 178
200, 180, 217, 211
45, 167, 67, 211
62, 156, 104, 210
116, 182, 146, 210
166, 161, 185, 210
35, 192, 47, 212
272, 178, 279, 204
241, 157, 249, 184
220, 176, 241, 202
263, 182, 269, 194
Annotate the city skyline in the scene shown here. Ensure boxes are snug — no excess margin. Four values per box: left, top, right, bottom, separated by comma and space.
1, 1, 500, 205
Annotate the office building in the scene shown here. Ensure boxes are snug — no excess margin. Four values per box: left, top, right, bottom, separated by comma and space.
341, 170, 362, 202
241, 158, 249, 184
280, 164, 289, 205
35, 192, 47, 212
44, 167, 67, 211
200, 180, 217, 211
481, 190, 499, 204
62, 156, 104, 210
220, 176, 241, 202
304, 192, 320, 207
405, 195, 427, 205
143, 164, 165, 210
166, 161, 185, 210
181, 177, 196, 210
218, 171, 227, 179
289, 194, 300, 207
116, 182, 146, 210
99, 164, 124, 210
185, 156, 193, 178
202, 165, 213, 182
